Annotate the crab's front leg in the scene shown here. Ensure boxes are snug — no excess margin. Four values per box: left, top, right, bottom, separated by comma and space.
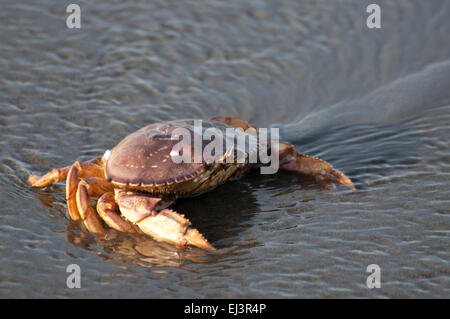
75, 177, 107, 233
28, 157, 106, 221
70, 174, 119, 233
27, 157, 104, 187
65, 160, 111, 223
278, 141, 355, 189
115, 190, 215, 250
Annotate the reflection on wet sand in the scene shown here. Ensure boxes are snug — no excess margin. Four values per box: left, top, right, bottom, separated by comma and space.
67, 224, 211, 271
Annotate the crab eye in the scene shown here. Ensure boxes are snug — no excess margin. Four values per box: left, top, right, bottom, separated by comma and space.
104, 149, 111, 160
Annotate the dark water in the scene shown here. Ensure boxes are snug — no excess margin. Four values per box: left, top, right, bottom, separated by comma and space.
1, 0, 449, 298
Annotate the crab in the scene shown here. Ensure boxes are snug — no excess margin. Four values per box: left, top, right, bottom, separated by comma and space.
28, 116, 353, 250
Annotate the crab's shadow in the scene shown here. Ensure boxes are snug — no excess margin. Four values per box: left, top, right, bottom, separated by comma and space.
171, 177, 260, 247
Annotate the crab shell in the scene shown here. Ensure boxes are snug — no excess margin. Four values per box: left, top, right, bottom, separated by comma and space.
104, 119, 257, 197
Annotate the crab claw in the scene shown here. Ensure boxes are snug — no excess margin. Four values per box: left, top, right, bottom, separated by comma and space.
136, 209, 215, 251
115, 191, 215, 250
184, 228, 216, 251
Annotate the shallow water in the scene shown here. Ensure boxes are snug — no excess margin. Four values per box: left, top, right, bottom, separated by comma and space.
1, 0, 449, 298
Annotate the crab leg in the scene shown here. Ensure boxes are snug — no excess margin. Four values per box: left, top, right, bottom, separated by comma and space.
115, 190, 215, 250
278, 142, 355, 189
210, 117, 354, 189
27, 157, 104, 187
67, 170, 113, 235
76, 179, 106, 233
65, 160, 108, 221
65, 163, 82, 220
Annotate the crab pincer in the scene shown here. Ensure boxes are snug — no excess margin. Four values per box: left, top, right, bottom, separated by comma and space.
115, 190, 215, 250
